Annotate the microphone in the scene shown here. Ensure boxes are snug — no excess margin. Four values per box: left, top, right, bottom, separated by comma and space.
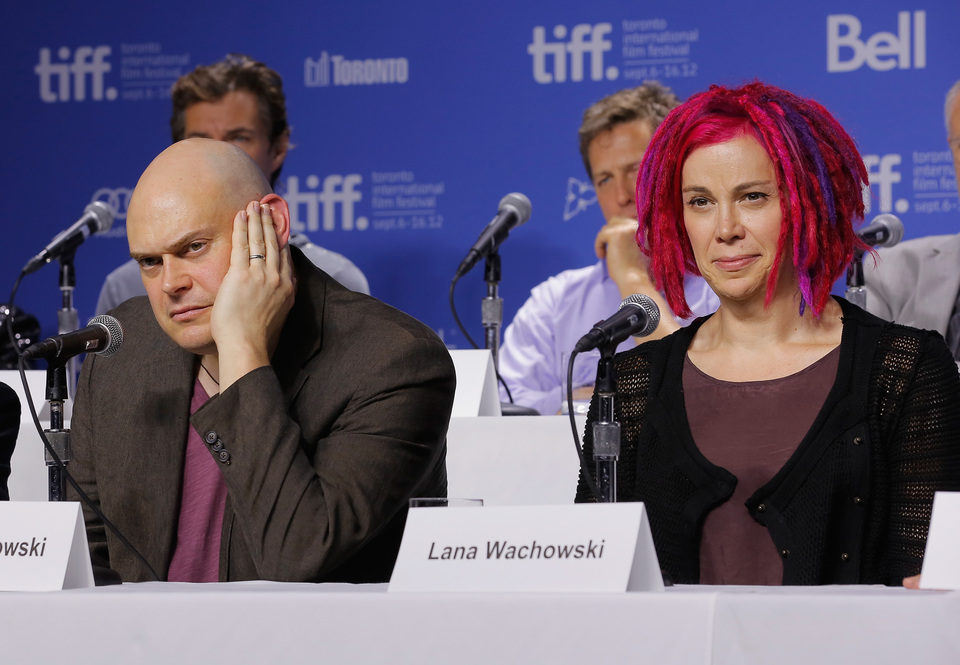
22, 315, 123, 362
22, 201, 114, 275
857, 213, 903, 248
574, 294, 661, 353
454, 193, 532, 278
0, 382, 20, 501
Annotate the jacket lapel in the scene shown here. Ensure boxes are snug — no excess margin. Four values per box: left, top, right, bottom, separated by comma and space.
271, 248, 327, 403
131, 333, 195, 577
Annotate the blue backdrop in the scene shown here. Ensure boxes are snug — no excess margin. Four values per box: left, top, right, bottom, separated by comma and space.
4, 1, 959, 346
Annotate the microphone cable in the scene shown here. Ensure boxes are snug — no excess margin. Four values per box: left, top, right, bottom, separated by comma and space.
566, 350, 604, 502
6, 272, 161, 582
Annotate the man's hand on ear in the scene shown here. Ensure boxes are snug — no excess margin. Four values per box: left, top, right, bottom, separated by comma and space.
211, 199, 295, 390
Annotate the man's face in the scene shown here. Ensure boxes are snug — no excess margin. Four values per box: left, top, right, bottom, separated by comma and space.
127, 181, 235, 356
587, 119, 654, 222
949, 98, 960, 195
183, 90, 287, 180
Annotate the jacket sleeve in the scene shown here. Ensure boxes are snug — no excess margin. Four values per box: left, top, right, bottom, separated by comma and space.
189, 333, 455, 582
880, 331, 960, 581
498, 284, 566, 416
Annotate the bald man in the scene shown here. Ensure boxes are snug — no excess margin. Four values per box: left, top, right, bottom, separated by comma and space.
69, 139, 455, 584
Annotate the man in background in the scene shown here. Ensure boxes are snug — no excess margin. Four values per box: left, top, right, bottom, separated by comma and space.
864, 79, 960, 359
96, 54, 368, 315
498, 84, 718, 415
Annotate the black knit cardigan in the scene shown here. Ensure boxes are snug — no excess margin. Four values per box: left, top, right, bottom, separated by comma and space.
576, 298, 960, 585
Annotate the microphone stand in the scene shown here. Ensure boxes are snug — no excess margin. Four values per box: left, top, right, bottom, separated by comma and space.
482, 252, 503, 373
57, 248, 79, 404
592, 343, 620, 503
845, 249, 866, 309
44, 360, 70, 501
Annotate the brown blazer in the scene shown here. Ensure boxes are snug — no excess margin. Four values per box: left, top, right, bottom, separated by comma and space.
68, 249, 455, 583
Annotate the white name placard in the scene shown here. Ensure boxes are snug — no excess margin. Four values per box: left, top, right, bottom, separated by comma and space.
388, 503, 663, 592
920, 491, 960, 590
448, 350, 501, 417
0, 502, 94, 591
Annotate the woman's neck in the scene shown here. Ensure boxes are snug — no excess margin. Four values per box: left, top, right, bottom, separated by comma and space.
688, 294, 843, 382
712, 292, 829, 345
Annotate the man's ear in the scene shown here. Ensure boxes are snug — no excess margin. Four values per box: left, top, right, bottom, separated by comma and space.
260, 193, 291, 248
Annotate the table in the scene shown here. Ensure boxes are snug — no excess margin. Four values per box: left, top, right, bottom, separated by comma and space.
2, 583, 957, 664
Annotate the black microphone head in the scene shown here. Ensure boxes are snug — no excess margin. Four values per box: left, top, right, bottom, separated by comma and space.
620, 294, 661, 338
84, 200, 115, 234
89, 314, 123, 357
871, 213, 904, 248
498, 192, 532, 229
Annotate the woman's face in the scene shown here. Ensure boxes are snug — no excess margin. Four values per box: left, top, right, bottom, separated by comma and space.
681, 133, 794, 306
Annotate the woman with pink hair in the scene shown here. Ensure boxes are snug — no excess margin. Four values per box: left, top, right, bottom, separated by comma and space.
576, 82, 960, 586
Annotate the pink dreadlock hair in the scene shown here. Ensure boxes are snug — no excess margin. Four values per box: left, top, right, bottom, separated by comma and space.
635, 82, 869, 318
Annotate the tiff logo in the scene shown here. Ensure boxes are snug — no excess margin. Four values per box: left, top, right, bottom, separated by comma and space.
305, 52, 331, 86
35, 46, 117, 102
528, 23, 618, 84
304, 51, 408, 87
863, 153, 908, 214
284, 174, 369, 232
827, 11, 926, 73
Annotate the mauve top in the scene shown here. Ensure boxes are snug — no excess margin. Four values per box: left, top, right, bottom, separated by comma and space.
682, 347, 840, 584
166, 379, 228, 583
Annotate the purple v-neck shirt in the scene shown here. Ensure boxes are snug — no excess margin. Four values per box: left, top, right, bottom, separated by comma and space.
167, 379, 227, 582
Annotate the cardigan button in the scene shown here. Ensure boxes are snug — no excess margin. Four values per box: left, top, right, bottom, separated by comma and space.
757, 503, 766, 513
853, 436, 863, 446
853, 496, 863, 505
840, 552, 850, 562
780, 548, 790, 559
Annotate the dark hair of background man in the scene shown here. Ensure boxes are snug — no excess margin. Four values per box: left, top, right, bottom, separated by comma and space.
169, 53, 290, 187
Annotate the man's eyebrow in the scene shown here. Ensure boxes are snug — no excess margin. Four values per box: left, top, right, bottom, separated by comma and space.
130, 229, 216, 260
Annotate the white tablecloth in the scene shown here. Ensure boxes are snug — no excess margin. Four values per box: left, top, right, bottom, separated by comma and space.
2, 582, 957, 664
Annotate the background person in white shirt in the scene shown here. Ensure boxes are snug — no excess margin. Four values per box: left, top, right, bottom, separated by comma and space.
498, 83, 718, 415
864, 79, 960, 361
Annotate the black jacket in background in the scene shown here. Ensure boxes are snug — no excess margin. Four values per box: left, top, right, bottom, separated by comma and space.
0, 381, 20, 501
